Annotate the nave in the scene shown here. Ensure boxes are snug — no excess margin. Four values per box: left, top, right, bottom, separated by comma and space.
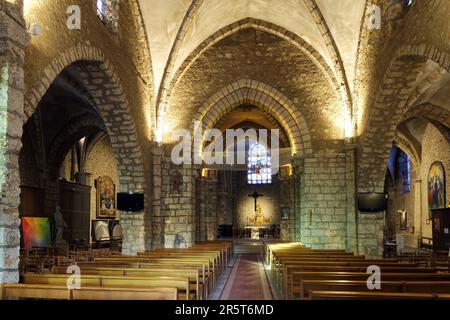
2, 239, 450, 300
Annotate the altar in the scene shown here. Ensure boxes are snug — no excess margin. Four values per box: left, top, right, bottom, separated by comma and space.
245, 226, 270, 240
245, 191, 271, 239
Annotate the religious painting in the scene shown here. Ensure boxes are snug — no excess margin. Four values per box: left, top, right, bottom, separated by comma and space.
247, 143, 272, 185
428, 162, 446, 218
96, 176, 116, 218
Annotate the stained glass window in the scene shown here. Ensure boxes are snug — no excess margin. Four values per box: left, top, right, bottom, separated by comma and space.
96, 0, 119, 33
247, 143, 272, 184
398, 150, 411, 194
97, 0, 106, 18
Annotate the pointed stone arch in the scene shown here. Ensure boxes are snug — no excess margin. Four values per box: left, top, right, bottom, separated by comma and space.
162, 18, 339, 122
22, 46, 149, 255
191, 79, 313, 158
357, 45, 450, 192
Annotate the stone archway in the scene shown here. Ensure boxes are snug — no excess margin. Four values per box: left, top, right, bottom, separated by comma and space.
358, 55, 430, 192
157, 18, 340, 128
22, 50, 150, 256
191, 79, 312, 158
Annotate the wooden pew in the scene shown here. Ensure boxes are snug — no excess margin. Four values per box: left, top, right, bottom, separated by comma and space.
136, 251, 221, 278
0, 284, 178, 300
309, 291, 450, 300
52, 265, 204, 300
94, 257, 214, 292
291, 271, 450, 299
299, 280, 450, 300
281, 261, 430, 299
90, 257, 212, 296
143, 249, 225, 271
21, 273, 192, 300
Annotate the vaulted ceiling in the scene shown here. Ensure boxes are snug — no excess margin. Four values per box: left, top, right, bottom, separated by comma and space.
139, 0, 366, 100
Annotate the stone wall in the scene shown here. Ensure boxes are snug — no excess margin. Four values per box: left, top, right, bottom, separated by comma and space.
119, 211, 145, 256
196, 174, 218, 241
295, 151, 380, 256
0, 1, 29, 283
420, 124, 450, 238
298, 154, 349, 250
154, 149, 197, 249
216, 171, 233, 226
279, 173, 297, 241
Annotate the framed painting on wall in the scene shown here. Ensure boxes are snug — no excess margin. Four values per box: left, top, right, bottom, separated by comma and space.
96, 176, 116, 219
428, 161, 446, 218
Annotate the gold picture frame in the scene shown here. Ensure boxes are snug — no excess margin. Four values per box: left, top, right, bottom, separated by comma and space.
96, 176, 116, 219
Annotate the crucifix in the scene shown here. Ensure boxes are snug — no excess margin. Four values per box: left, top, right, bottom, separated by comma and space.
248, 191, 264, 211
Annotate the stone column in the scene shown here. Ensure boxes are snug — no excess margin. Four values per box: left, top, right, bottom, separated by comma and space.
344, 145, 357, 253
0, 0, 29, 283
119, 211, 145, 256
151, 145, 163, 248
203, 173, 218, 241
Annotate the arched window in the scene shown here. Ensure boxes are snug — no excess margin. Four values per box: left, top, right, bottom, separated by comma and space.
397, 149, 411, 194
97, 0, 106, 17
96, 0, 119, 33
247, 143, 272, 184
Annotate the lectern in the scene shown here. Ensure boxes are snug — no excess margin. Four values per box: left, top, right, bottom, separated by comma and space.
431, 208, 450, 253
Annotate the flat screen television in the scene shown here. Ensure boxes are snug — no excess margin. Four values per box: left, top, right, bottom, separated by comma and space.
117, 192, 144, 212
358, 193, 388, 212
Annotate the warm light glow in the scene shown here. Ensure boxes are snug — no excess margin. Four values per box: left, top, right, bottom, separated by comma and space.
23, 0, 39, 16
344, 111, 354, 139
201, 168, 208, 177
155, 118, 164, 143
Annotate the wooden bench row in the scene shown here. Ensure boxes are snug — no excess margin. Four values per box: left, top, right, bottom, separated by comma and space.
0, 284, 177, 300
8, 240, 232, 301
267, 242, 450, 300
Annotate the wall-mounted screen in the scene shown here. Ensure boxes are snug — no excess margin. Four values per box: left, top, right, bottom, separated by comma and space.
358, 193, 388, 212
117, 193, 144, 212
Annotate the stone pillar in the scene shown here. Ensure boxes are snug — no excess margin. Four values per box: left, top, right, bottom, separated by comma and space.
344, 146, 357, 253
413, 179, 422, 239
197, 172, 218, 241
151, 145, 163, 248
279, 167, 297, 241
298, 154, 348, 249
159, 147, 197, 249
119, 211, 145, 255
0, 0, 29, 283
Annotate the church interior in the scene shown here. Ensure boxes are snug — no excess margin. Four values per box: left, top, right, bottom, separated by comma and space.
1, 0, 450, 302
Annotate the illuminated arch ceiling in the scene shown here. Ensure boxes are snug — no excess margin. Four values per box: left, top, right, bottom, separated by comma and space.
138, 0, 367, 138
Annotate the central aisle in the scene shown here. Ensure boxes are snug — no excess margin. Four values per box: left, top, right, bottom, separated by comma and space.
219, 254, 274, 300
